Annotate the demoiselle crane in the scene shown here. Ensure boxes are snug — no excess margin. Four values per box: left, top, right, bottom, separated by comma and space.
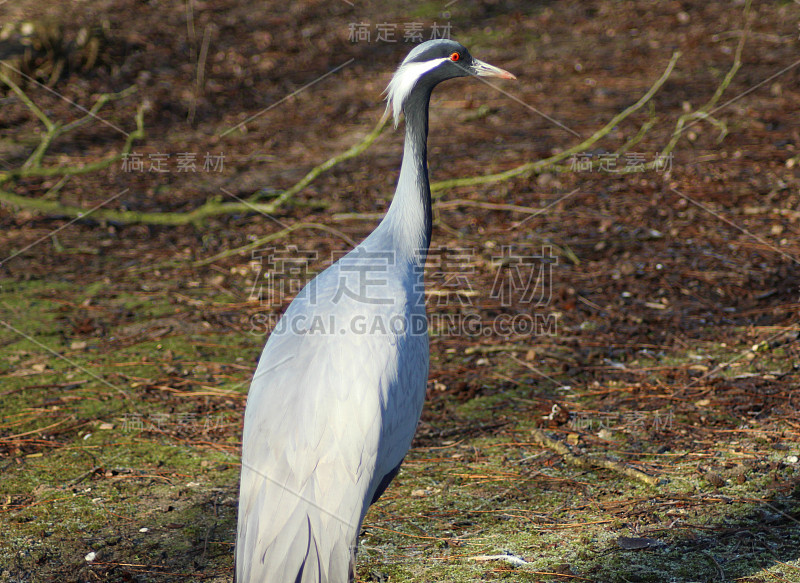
236, 39, 515, 582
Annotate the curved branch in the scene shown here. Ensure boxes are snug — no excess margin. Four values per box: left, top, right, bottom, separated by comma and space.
531, 428, 661, 487
430, 51, 681, 194
1, 53, 682, 225
0, 69, 55, 130
658, 2, 748, 159
260, 113, 391, 211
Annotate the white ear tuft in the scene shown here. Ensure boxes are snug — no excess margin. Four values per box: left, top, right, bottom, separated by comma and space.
384, 58, 448, 128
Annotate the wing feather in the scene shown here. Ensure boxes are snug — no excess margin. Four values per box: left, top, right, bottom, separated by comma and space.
236, 256, 428, 582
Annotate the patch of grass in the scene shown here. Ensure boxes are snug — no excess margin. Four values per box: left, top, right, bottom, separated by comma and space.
0, 274, 247, 581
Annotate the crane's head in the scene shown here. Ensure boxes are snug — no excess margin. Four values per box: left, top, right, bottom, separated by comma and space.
385, 39, 516, 127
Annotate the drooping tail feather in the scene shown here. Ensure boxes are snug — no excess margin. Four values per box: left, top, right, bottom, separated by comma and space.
236, 462, 360, 582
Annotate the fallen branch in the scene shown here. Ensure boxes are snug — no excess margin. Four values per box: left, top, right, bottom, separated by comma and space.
0, 77, 140, 179
0, 52, 680, 225
0, 82, 147, 222
657, 0, 751, 159
531, 428, 661, 487
430, 50, 681, 193
253, 112, 390, 211
0, 25, 748, 228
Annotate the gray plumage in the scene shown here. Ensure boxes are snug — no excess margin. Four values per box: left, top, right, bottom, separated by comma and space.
236, 39, 515, 583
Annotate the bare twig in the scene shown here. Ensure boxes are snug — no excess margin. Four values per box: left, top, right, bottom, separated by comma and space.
531, 428, 661, 487
0, 69, 54, 130
658, 0, 751, 159
258, 112, 390, 212
0, 95, 144, 189
69, 453, 124, 486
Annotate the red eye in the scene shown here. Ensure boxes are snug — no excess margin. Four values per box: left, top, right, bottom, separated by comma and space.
450, 52, 460, 62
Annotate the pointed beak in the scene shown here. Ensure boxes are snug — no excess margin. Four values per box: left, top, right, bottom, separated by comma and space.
471, 58, 516, 80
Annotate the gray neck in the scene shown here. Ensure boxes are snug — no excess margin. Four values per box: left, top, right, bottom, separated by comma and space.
378, 87, 433, 265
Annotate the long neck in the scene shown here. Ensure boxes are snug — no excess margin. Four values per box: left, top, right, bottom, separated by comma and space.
380, 87, 433, 265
